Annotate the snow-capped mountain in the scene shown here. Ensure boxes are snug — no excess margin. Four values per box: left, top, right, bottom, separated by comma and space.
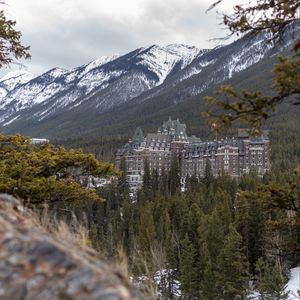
0, 24, 298, 136
139, 33, 279, 106
0, 70, 35, 99
0, 44, 201, 126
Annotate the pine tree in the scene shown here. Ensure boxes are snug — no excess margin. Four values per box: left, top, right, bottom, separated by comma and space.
169, 155, 180, 196
205, 0, 300, 132
201, 241, 217, 300
137, 201, 157, 255
186, 173, 199, 194
151, 168, 159, 198
179, 234, 197, 299
0, 8, 31, 67
159, 167, 168, 196
205, 210, 226, 262
235, 190, 266, 273
203, 158, 214, 189
115, 157, 129, 210
142, 158, 152, 199
255, 257, 289, 300
216, 226, 249, 300
121, 197, 134, 258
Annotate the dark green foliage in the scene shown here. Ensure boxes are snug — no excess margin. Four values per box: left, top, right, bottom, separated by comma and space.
179, 234, 197, 299
137, 201, 157, 255
255, 258, 289, 300
0, 7, 30, 67
169, 155, 180, 195
0, 134, 114, 206
216, 226, 249, 300
142, 159, 152, 199
203, 159, 214, 189
1, 1, 298, 297
2, 133, 296, 298
201, 242, 217, 300
235, 186, 266, 273
205, 0, 300, 134
214, 0, 299, 42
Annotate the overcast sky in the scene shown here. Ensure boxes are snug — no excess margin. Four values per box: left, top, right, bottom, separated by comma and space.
2, 0, 242, 76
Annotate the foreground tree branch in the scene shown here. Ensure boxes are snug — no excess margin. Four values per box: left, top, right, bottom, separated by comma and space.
204, 0, 300, 133
0, 3, 30, 67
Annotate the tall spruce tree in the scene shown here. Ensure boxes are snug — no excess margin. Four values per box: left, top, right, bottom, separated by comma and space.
216, 226, 249, 300
235, 190, 266, 273
159, 167, 169, 196
179, 234, 197, 299
203, 159, 214, 189
142, 158, 153, 199
151, 168, 159, 198
255, 257, 289, 300
137, 201, 157, 255
169, 155, 180, 196
201, 241, 217, 300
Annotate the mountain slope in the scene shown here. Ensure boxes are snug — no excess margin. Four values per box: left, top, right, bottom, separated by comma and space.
2, 48, 278, 137
1, 24, 298, 136
0, 44, 201, 127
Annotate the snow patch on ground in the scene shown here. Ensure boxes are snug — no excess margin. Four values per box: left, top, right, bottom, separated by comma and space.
287, 267, 300, 299
250, 267, 300, 300
153, 269, 181, 298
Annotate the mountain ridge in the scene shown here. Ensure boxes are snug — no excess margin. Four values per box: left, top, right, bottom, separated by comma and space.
0, 25, 299, 137
0, 43, 201, 127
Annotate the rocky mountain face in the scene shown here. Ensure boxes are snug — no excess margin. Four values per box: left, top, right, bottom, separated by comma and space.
0, 44, 200, 126
0, 26, 298, 137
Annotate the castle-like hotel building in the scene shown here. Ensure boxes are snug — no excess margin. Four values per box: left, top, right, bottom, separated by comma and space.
115, 118, 270, 193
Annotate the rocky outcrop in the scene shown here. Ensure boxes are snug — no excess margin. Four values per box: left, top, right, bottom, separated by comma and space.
0, 194, 142, 300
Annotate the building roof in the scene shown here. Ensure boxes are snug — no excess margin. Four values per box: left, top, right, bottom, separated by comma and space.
146, 133, 172, 142
117, 121, 269, 157
157, 117, 187, 141
132, 127, 144, 144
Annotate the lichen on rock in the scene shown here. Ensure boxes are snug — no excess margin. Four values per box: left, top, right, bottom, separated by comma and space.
0, 194, 141, 300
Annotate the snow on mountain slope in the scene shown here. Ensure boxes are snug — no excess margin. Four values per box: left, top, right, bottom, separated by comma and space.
0, 44, 201, 126
1, 70, 34, 85
0, 70, 35, 100
136, 44, 199, 84
0, 55, 121, 117
84, 54, 121, 73
1, 27, 297, 133
77, 69, 124, 94
138, 32, 281, 108
0, 68, 67, 110
165, 44, 200, 64
0, 70, 35, 89
64, 54, 120, 84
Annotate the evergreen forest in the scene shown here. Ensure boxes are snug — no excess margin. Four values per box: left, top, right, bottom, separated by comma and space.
0, 0, 299, 298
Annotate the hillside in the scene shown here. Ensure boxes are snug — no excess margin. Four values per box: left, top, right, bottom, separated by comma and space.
52, 52, 300, 167
2, 28, 298, 138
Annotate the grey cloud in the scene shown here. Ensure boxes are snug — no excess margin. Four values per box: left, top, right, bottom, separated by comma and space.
1, 0, 235, 76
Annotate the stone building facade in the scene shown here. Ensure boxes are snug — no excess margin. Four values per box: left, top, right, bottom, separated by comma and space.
115, 118, 270, 193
